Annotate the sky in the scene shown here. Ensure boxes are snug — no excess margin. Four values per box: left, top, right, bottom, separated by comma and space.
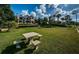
11, 4, 79, 21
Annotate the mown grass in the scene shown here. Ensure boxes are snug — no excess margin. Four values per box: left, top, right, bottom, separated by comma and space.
0, 27, 79, 54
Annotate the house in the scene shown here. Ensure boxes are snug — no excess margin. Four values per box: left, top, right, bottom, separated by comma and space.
16, 15, 37, 27
17, 15, 35, 24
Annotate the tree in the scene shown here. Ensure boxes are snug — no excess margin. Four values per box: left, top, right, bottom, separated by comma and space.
0, 17, 2, 31
43, 17, 48, 25
61, 17, 65, 22
54, 12, 61, 24
72, 10, 79, 27
0, 4, 15, 31
37, 18, 43, 27
49, 15, 56, 27
2, 5, 15, 21
38, 18, 41, 25
0, 5, 3, 30
56, 14, 61, 23
61, 17, 67, 26
64, 15, 72, 25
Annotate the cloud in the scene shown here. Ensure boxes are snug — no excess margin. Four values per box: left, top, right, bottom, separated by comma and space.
53, 6, 71, 16
53, 4, 59, 8
21, 10, 29, 16
71, 8, 79, 14
36, 8, 42, 15
48, 4, 53, 8
48, 4, 61, 16
53, 8, 63, 15
40, 4, 46, 13
30, 11, 36, 17
36, 5, 47, 19
20, 4, 49, 19
48, 4, 70, 16
56, 8, 62, 13
44, 14, 49, 18
36, 4, 67, 19
48, 4, 59, 8
62, 10, 67, 15
64, 4, 68, 7
36, 8, 42, 19
60, 4, 68, 9
36, 4, 46, 14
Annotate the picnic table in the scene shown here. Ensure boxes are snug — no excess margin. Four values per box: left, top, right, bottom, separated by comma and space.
13, 32, 42, 50
23, 32, 42, 39
23, 32, 42, 49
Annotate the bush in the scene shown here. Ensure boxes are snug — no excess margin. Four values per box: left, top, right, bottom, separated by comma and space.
11, 21, 18, 28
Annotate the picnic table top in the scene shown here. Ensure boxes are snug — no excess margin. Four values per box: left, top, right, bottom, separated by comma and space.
23, 32, 42, 39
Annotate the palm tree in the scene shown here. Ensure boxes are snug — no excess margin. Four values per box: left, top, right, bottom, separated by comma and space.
49, 16, 53, 24
61, 17, 65, 22
72, 10, 78, 27
56, 14, 61, 23
61, 17, 67, 26
65, 15, 72, 25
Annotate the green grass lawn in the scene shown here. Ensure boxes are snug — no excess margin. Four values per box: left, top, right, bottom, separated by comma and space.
0, 27, 79, 54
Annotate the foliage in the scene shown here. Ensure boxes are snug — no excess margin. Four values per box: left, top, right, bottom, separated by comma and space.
0, 4, 15, 30
0, 4, 15, 22
42, 17, 48, 26
56, 14, 61, 22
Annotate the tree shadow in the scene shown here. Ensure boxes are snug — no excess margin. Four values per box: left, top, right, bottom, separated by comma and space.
24, 46, 36, 54
1, 38, 36, 54
1, 41, 27, 54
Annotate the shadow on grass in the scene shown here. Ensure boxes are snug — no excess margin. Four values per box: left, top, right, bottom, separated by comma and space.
1, 41, 36, 54
24, 46, 36, 54
1, 42, 27, 54
0, 31, 9, 33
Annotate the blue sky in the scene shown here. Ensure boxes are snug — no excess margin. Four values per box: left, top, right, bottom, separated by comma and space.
11, 4, 79, 21
11, 4, 39, 15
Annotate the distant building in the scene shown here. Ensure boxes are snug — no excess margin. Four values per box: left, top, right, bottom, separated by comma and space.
17, 15, 35, 25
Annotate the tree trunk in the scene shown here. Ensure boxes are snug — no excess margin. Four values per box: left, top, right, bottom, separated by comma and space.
76, 14, 77, 27
0, 28, 1, 31
0, 24, 2, 32
57, 18, 59, 24
57, 18, 59, 22
7, 22, 11, 32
